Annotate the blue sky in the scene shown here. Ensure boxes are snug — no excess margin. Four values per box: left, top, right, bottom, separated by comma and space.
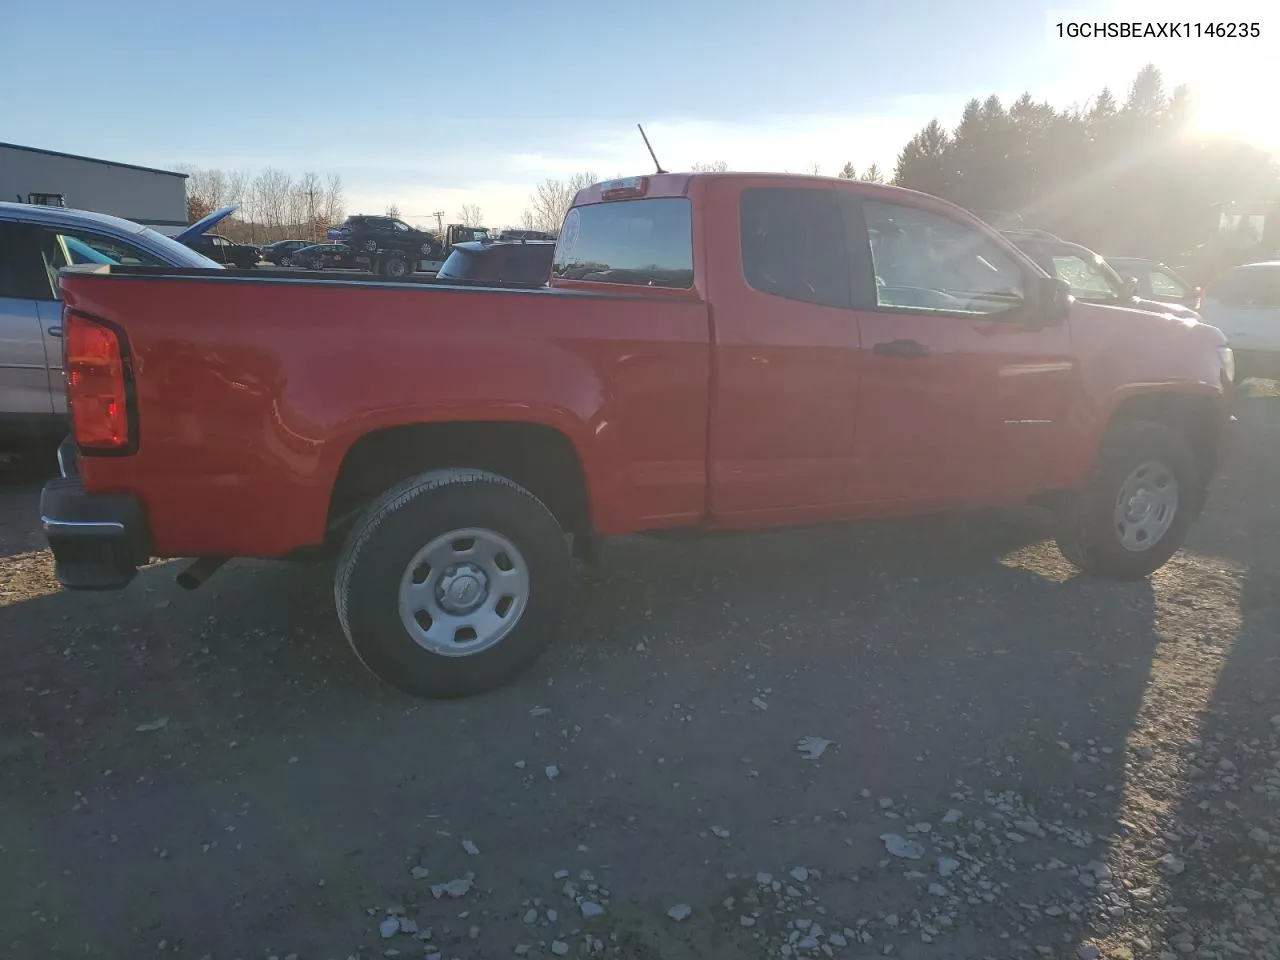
2, 0, 1274, 226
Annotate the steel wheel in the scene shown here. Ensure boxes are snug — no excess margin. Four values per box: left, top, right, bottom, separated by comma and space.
397, 527, 530, 657
1113, 460, 1178, 552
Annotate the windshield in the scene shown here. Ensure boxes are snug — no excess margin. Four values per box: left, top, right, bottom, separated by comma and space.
1047, 250, 1122, 302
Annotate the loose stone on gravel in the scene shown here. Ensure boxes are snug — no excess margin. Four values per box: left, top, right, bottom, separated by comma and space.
429, 876, 474, 899
462, 840, 480, 855
796, 736, 834, 760
881, 833, 925, 859
581, 901, 605, 918
667, 903, 693, 921
410, 866, 430, 880
550, 940, 570, 956
1158, 854, 1186, 876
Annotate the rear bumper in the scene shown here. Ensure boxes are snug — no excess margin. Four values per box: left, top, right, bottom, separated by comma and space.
40, 438, 151, 590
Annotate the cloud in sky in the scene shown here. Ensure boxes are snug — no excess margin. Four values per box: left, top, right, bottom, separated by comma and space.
341, 102, 964, 228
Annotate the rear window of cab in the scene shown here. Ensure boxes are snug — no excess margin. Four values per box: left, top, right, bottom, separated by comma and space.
552, 197, 693, 289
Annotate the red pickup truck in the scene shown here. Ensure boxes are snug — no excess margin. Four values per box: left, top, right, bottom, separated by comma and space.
42, 173, 1233, 698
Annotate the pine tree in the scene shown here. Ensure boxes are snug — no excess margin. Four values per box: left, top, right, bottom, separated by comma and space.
838, 161, 857, 179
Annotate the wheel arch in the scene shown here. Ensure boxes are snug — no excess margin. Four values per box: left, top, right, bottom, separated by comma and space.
1100, 386, 1226, 506
325, 419, 594, 552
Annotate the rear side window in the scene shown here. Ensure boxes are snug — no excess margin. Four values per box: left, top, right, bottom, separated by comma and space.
740, 187, 851, 308
553, 198, 693, 289
1206, 267, 1280, 307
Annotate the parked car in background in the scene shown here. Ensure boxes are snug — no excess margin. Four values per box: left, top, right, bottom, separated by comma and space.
0, 201, 220, 449
1004, 230, 1202, 321
327, 214, 441, 277
436, 239, 555, 284
1106, 257, 1202, 310
293, 243, 360, 270
1196, 261, 1280, 380
45, 172, 1232, 700
260, 239, 312, 267
185, 233, 260, 269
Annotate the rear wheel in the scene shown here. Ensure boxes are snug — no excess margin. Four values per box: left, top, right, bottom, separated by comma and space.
382, 255, 409, 278
1052, 420, 1199, 580
281, 255, 292, 267
334, 469, 571, 698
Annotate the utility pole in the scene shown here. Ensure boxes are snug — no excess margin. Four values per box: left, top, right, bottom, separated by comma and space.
307, 184, 318, 242
432, 210, 445, 235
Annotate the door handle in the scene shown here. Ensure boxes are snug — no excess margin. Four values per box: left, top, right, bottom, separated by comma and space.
874, 338, 929, 358
48, 326, 62, 338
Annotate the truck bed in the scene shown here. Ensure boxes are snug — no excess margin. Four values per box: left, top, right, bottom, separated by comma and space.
56, 264, 713, 558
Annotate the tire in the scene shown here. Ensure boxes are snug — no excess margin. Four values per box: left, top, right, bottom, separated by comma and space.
382, 256, 409, 278
334, 469, 571, 699
1052, 420, 1199, 580
281, 255, 292, 267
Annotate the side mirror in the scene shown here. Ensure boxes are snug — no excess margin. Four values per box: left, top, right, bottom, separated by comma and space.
1122, 276, 1139, 298
1035, 276, 1071, 323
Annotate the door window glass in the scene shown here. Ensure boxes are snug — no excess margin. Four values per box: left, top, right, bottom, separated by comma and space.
739, 187, 851, 308
862, 200, 1025, 316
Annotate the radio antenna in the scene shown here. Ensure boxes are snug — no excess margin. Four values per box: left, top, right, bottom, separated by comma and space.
637, 124, 667, 174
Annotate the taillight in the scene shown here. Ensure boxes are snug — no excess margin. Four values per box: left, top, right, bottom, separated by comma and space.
65, 311, 132, 451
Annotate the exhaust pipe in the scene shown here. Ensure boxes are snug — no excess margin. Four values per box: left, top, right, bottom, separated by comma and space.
176, 556, 228, 590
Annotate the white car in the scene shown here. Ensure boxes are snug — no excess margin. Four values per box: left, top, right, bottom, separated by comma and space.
0, 202, 224, 449
1198, 261, 1280, 381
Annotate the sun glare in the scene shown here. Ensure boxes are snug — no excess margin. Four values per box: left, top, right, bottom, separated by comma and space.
1179, 53, 1278, 153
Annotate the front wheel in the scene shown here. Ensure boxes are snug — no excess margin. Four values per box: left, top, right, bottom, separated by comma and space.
381, 255, 410, 278
334, 469, 571, 698
1052, 420, 1199, 580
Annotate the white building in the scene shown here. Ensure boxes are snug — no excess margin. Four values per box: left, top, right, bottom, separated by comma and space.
0, 141, 188, 232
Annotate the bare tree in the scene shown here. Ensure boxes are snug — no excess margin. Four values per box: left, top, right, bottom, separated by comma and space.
458, 203, 485, 227
690, 161, 729, 172
252, 167, 293, 234
323, 173, 345, 231
385, 203, 401, 219
808, 162, 822, 175
860, 163, 886, 183
177, 163, 345, 243
519, 209, 538, 231
523, 171, 597, 234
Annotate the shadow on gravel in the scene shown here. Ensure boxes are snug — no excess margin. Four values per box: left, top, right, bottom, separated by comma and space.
1142, 389, 1280, 957
1, 473, 1169, 958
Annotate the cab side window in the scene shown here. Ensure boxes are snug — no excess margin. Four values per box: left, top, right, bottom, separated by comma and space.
740, 187, 852, 309
860, 200, 1026, 317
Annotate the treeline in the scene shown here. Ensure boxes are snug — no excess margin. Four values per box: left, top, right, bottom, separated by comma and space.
880, 64, 1279, 266
180, 166, 346, 245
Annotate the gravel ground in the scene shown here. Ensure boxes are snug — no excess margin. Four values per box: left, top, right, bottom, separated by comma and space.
2, 390, 1278, 960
